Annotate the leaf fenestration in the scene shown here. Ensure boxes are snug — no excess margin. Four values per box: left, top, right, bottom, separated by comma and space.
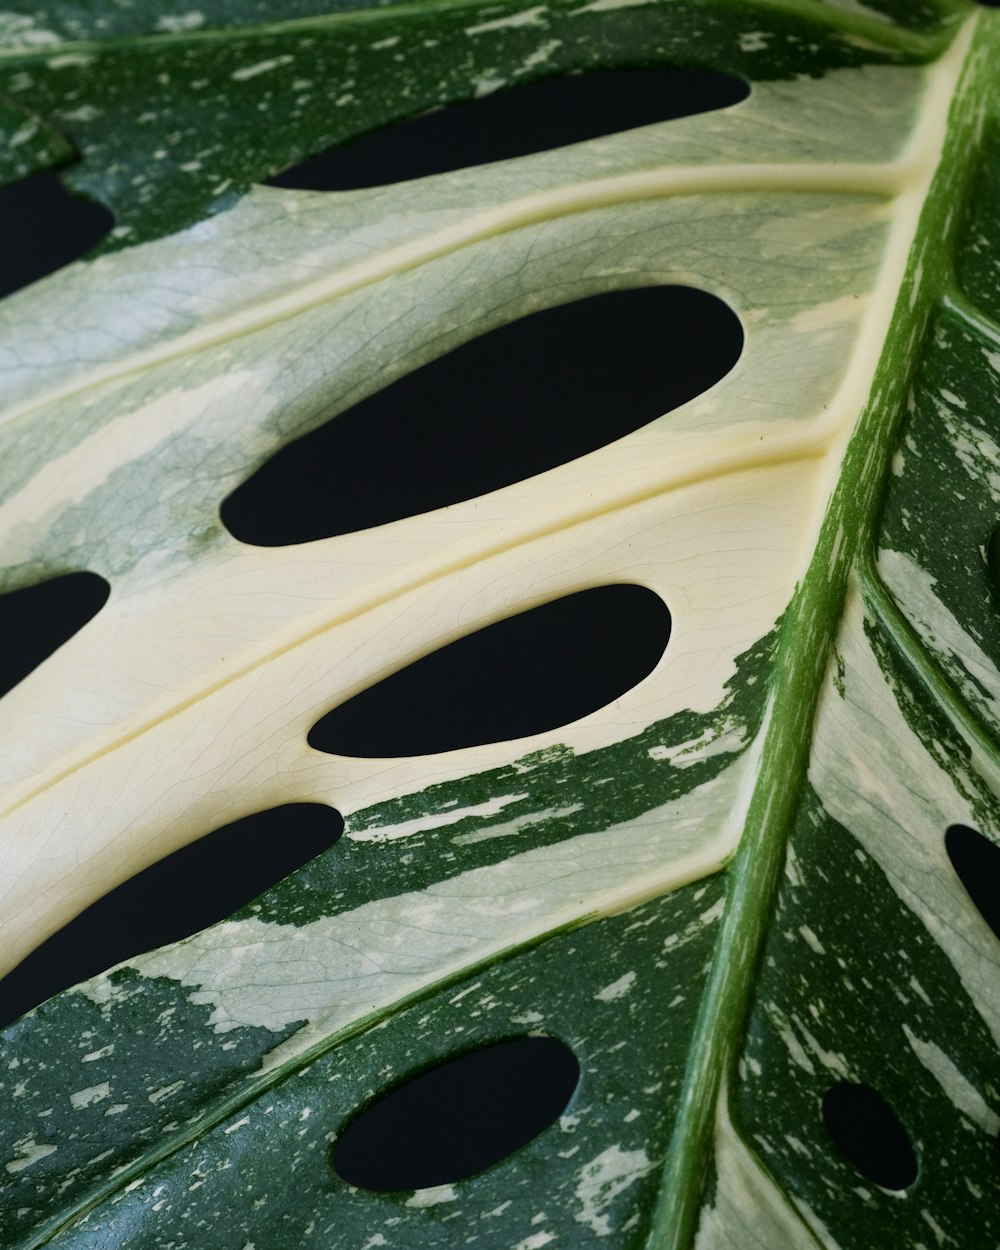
307, 584, 671, 757
331, 1035, 580, 1191
266, 67, 749, 190
220, 285, 742, 544
0, 803, 344, 1026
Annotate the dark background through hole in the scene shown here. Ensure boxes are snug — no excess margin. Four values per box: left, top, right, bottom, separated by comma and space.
821, 1082, 919, 1192
220, 285, 742, 545
332, 1036, 581, 1191
309, 584, 671, 757
0, 804, 344, 1027
0, 171, 113, 299
268, 66, 748, 190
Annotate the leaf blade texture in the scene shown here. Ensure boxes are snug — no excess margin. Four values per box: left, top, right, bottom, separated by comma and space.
0, 1, 998, 1247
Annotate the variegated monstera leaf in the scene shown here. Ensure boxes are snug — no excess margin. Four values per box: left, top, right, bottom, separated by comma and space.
1, 0, 999, 1247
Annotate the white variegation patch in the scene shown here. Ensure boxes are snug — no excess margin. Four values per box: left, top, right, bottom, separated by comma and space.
810, 580, 1000, 1046
879, 547, 1000, 721
694, 1097, 830, 1250
108, 759, 747, 1069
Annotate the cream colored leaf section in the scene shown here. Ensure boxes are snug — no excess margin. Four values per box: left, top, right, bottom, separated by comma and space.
1, 460, 823, 978
0, 37, 969, 1001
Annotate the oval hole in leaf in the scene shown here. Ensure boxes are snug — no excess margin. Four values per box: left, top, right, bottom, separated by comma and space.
332, 1035, 579, 1191
221, 286, 742, 546
267, 67, 749, 191
0, 172, 113, 298
821, 1082, 918, 1191
309, 583, 669, 757
945, 823, 1000, 941
0, 571, 110, 700
0, 803, 343, 1027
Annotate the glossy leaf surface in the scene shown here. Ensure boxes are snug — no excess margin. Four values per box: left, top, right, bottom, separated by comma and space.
0, 2, 999, 1249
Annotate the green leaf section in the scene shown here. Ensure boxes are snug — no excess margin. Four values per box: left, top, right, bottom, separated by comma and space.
12, 880, 725, 1249
739, 782, 1000, 1248
1, 2, 999, 1249
878, 306, 1000, 733
0, 635, 770, 1249
0, 0, 966, 242
0, 91, 72, 181
0, 0, 969, 45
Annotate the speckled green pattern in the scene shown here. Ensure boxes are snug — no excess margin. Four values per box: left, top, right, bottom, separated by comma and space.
327, 628, 776, 922
736, 788, 1000, 1249
0, 0, 411, 45
20, 881, 724, 1250
956, 124, 1000, 325
0, 0, 969, 46
733, 595, 1000, 1247
0, 632, 769, 1242
0, 975, 304, 1250
876, 307, 1000, 740
0, 94, 72, 182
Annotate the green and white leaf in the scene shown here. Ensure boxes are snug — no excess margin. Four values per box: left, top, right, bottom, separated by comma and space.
1, 1, 998, 1247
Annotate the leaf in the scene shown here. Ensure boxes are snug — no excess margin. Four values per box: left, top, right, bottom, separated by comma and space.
1, 2, 999, 1248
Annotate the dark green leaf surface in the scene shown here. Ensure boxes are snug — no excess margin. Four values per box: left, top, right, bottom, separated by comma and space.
0, 0, 967, 241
